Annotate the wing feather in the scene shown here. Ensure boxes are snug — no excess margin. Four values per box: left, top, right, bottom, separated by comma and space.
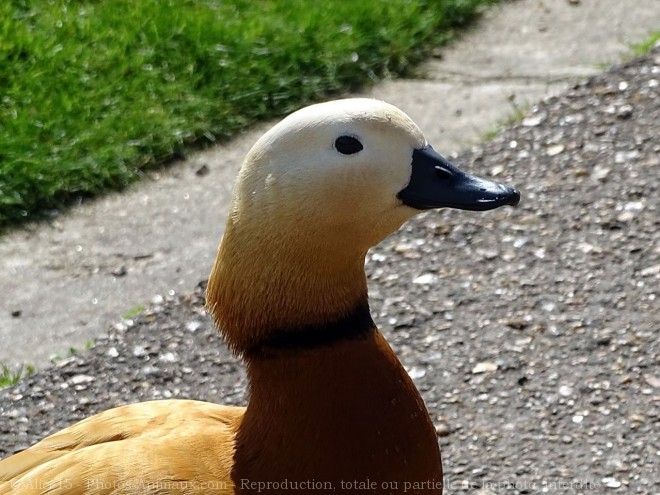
0, 400, 243, 494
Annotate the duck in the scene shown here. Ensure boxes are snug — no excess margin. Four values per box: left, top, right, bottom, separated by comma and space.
0, 98, 519, 494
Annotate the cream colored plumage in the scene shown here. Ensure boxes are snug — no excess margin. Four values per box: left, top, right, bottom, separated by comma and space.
0, 98, 519, 494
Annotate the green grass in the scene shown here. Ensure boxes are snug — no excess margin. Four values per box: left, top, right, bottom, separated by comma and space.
0, 362, 35, 389
482, 94, 528, 141
631, 31, 660, 56
1, 0, 495, 228
122, 305, 145, 319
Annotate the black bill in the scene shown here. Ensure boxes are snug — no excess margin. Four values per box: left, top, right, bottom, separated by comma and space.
398, 145, 520, 211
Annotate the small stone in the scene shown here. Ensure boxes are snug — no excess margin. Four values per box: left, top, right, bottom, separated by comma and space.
472, 361, 498, 374
616, 211, 635, 222
195, 164, 210, 176
619, 375, 633, 385
513, 237, 528, 248
10, 310, 21, 318
542, 302, 555, 312
490, 164, 505, 176
558, 385, 574, 397
578, 242, 595, 254
477, 249, 499, 260
107, 347, 119, 358
413, 273, 438, 285
623, 201, 644, 211
111, 265, 127, 277
407, 366, 426, 380
618, 201, 644, 222
616, 104, 633, 119
628, 413, 645, 426
614, 150, 640, 163
394, 315, 415, 328
643, 374, 660, 388
513, 337, 532, 348
562, 113, 584, 124
435, 423, 451, 437
185, 320, 202, 332
159, 352, 179, 363
114, 321, 129, 332
69, 374, 95, 385
505, 318, 528, 330
572, 415, 584, 424
133, 345, 146, 357
561, 435, 573, 444
639, 264, 660, 277
522, 115, 544, 127
141, 365, 160, 376
546, 144, 565, 156
602, 477, 622, 488
394, 242, 413, 253
452, 480, 470, 490
592, 165, 611, 181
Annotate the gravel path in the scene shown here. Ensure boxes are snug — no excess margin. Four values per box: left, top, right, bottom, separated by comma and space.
1, 49, 659, 494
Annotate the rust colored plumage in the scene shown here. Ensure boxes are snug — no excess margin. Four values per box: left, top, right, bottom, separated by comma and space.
234, 330, 442, 493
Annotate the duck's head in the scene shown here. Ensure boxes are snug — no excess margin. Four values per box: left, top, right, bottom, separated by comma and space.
208, 98, 519, 352
228, 98, 519, 250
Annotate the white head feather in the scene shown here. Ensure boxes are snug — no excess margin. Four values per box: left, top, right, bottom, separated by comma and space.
229, 98, 427, 250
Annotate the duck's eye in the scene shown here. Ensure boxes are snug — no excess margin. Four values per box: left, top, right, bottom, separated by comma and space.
335, 135, 363, 155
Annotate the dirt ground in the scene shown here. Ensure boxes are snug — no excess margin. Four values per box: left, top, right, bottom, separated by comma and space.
1, 49, 659, 494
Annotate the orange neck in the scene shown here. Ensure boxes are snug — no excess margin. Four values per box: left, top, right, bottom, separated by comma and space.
232, 330, 442, 494
207, 220, 369, 354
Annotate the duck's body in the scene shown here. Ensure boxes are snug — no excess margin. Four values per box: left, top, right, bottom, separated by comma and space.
1, 333, 440, 495
1, 99, 519, 494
